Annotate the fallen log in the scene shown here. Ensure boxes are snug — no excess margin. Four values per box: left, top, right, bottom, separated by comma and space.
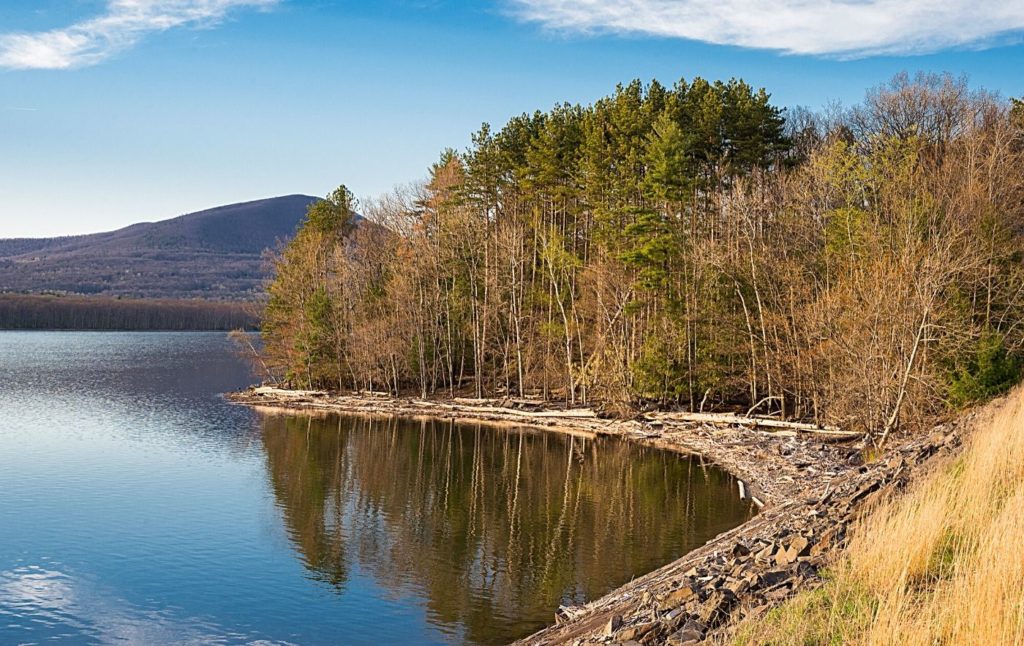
648, 411, 861, 438
253, 386, 327, 398
411, 400, 598, 419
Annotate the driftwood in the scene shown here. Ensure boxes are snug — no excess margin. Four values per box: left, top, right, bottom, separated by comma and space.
253, 386, 327, 398
248, 388, 854, 437
647, 411, 861, 439
413, 400, 597, 419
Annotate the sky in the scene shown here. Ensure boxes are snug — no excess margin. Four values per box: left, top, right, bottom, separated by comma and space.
1, 0, 1023, 238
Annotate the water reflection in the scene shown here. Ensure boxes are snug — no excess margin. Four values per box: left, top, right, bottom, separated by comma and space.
0, 565, 235, 645
0, 333, 755, 645
261, 414, 755, 644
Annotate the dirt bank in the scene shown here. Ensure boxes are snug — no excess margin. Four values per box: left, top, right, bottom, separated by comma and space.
227, 387, 963, 644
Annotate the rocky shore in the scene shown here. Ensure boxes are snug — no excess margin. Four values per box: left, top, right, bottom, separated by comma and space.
227, 387, 965, 644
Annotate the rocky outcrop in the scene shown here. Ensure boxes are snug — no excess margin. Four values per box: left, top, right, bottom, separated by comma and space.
523, 427, 961, 645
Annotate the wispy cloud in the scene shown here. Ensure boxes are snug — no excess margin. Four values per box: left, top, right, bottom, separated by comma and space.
509, 0, 1024, 57
0, 0, 277, 70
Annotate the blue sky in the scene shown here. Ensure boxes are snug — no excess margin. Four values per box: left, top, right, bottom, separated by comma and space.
1, 0, 1023, 238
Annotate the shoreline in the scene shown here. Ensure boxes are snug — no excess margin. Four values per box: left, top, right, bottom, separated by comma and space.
228, 387, 964, 644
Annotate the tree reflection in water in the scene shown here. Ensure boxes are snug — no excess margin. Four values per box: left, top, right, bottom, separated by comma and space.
260, 414, 755, 644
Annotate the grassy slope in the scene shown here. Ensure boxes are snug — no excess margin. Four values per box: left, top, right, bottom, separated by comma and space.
729, 387, 1024, 645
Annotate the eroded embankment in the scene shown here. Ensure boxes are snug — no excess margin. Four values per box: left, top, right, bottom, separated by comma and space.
227, 387, 964, 645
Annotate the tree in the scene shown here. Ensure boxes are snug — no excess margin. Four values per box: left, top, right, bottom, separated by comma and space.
262, 185, 358, 388
256, 74, 1024, 443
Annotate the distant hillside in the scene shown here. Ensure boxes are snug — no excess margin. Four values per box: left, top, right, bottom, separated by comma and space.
0, 195, 318, 299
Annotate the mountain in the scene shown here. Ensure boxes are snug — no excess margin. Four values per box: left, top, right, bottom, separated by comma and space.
0, 195, 319, 299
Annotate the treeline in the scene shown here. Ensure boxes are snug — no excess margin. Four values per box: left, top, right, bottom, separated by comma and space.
0, 294, 257, 330
263, 73, 1024, 440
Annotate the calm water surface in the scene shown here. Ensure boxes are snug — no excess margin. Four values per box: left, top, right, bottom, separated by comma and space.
0, 332, 755, 644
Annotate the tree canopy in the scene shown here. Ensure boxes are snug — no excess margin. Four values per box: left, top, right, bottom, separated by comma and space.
260, 74, 1024, 441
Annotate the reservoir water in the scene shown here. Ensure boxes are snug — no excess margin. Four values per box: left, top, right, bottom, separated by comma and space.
0, 332, 755, 644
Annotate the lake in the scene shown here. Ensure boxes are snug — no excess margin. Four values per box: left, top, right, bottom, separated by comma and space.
0, 332, 755, 644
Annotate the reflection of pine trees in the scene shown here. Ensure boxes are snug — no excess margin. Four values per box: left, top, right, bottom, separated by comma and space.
260, 414, 754, 644
261, 416, 353, 590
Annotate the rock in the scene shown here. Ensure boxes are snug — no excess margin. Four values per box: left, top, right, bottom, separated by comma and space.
774, 545, 797, 566
788, 535, 811, 557
658, 585, 697, 610
605, 615, 623, 635
697, 590, 737, 626
760, 569, 789, 588
731, 542, 751, 557
850, 480, 881, 503
810, 526, 841, 557
725, 577, 751, 596
666, 615, 707, 644
690, 617, 707, 628
796, 561, 817, 580
616, 622, 656, 641
772, 534, 811, 566
666, 629, 703, 645
681, 618, 706, 636
754, 543, 775, 562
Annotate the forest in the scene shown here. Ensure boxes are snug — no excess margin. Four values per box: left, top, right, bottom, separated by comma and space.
260, 73, 1024, 441
0, 293, 256, 331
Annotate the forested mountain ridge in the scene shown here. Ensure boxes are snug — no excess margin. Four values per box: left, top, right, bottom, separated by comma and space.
0, 194, 319, 299
261, 74, 1024, 442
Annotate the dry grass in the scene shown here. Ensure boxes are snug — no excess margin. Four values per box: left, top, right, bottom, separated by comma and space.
732, 387, 1024, 645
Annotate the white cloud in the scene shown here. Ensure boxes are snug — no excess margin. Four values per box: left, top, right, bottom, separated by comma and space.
0, 0, 277, 70
509, 0, 1024, 57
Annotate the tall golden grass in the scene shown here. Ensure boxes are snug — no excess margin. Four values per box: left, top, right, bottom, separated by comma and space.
732, 387, 1024, 645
